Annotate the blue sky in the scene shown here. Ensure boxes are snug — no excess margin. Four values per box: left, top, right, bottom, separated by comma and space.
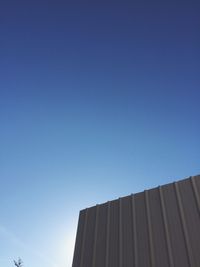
0, 1, 200, 267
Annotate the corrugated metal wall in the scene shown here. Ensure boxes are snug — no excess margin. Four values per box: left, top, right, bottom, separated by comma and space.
72, 175, 200, 267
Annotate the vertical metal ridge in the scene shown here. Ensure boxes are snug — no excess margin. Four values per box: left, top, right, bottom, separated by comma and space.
174, 182, 194, 267
144, 190, 155, 267
119, 198, 123, 267
131, 194, 138, 267
191, 176, 200, 216
105, 201, 111, 267
92, 205, 99, 267
159, 186, 174, 267
80, 208, 88, 267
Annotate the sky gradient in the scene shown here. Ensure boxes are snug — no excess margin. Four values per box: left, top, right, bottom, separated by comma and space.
0, 1, 200, 267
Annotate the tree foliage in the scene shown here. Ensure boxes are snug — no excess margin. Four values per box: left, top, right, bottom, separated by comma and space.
14, 258, 23, 267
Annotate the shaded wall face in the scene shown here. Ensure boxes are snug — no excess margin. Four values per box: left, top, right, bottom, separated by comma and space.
72, 175, 200, 267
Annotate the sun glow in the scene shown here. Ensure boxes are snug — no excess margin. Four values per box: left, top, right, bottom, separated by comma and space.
58, 222, 77, 267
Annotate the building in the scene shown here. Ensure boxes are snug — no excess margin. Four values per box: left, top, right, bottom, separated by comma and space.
72, 175, 200, 267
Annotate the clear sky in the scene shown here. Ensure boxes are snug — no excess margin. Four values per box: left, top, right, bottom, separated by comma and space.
0, 1, 200, 267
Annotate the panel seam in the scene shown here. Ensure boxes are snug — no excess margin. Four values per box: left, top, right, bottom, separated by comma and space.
119, 198, 123, 267
92, 205, 99, 267
145, 190, 155, 267
105, 201, 111, 267
80, 208, 88, 267
191, 176, 200, 217
159, 186, 174, 267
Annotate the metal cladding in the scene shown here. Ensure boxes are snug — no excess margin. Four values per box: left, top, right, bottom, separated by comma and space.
72, 175, 200, 267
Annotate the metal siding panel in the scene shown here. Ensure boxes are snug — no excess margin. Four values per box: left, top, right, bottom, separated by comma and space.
82, 206, 96, 267
72, 210, 86, 267
163, 183, 189, 267
148, 188, 169, 267
119, 198, 122, 267
121, 196, 134, 267
108, 199, 119, 267
192, 176, 200, 215
195, 175, 200, 188
179, 178, 200, 266
92, 205, 99, 267
131, 194, 138, 267
135, 192, 151, 267
174, 181, 194, 266
95, 203, 107, 267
